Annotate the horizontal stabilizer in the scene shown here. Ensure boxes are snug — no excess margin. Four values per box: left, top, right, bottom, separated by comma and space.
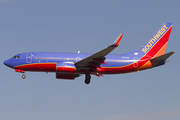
150, 51, 175, 62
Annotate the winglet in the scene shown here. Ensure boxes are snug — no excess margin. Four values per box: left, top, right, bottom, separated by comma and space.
110, 33, 123, 47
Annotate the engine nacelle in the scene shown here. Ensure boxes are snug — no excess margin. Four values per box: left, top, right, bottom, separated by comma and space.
56, 73, 79, 80
56, 63, 76, 73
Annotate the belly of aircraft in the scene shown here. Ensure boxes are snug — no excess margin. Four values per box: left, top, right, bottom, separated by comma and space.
14, 63, 57, 72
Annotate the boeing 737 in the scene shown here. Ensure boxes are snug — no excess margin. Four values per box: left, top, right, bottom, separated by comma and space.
4, 22, 175, 84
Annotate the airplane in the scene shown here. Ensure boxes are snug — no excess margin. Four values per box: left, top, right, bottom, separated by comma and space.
4, 22, 175, 84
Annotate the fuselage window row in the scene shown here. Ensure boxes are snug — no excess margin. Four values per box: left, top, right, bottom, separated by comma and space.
33, 57, 130, 63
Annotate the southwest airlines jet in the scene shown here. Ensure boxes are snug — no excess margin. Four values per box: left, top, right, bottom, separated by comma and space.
4, 22, 175, 84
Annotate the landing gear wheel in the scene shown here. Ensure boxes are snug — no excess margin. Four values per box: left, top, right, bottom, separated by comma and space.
85, 74, 91, 84
85, 79, 90, 84
22, 75, 26, 79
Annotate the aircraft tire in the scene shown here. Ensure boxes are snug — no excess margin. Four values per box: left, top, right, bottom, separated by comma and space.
85, 79, 90, 84
22, 75, 26, 79
85, 74, 91, 84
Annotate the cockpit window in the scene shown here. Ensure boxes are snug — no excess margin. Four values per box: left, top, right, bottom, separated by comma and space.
12, 56, 20, 59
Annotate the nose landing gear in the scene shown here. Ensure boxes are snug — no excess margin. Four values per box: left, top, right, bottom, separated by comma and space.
22, 74, 26, 79
15, 69, 26, 79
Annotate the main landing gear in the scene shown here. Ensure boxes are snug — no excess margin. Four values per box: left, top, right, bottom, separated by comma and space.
85, 74, 91, 84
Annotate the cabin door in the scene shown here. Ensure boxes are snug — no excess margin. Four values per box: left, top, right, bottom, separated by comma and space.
26, 53, 32, 63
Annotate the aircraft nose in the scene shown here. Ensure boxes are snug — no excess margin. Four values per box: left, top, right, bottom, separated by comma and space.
4, 59, 12, 67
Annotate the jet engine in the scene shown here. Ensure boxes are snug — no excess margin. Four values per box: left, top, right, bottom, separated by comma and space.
56, 73, 79, 80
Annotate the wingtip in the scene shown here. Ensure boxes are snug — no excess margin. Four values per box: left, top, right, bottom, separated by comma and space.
111, 32, 124, 47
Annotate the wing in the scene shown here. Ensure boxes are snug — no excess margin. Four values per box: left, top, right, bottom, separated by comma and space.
75, 33, 123, 73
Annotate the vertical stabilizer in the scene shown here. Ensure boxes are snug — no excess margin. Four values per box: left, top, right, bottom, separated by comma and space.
141, 22, 173, 58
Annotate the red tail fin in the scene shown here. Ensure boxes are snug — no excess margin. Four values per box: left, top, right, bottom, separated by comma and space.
141, 22, 173, 58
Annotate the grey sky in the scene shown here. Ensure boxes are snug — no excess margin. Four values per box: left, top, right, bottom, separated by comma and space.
1, 0, 180, 120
